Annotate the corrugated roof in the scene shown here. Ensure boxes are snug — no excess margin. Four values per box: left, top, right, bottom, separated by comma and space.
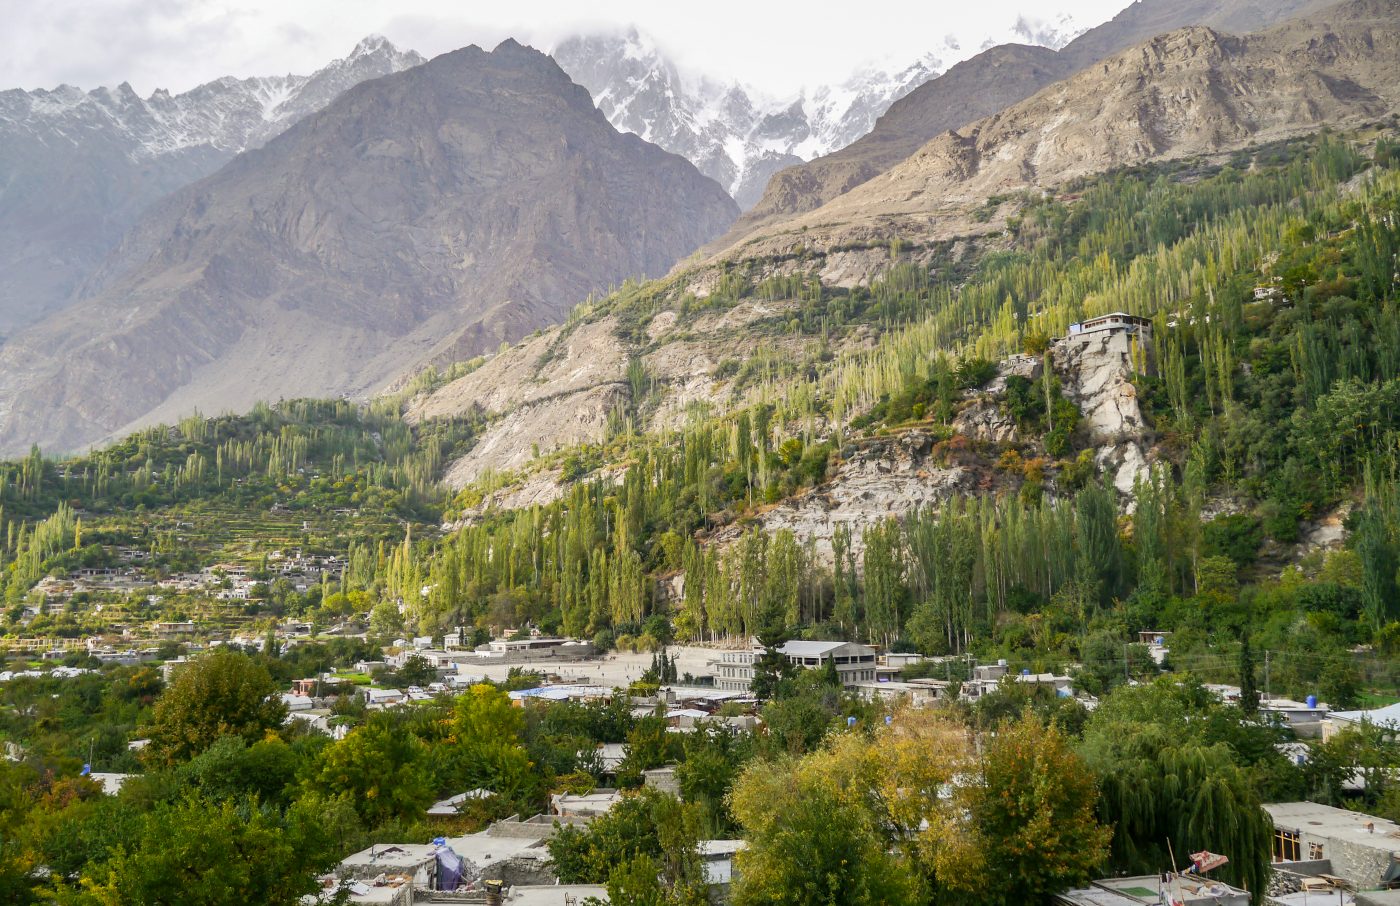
1331, 701, 1400, 729
780, 640, 853, 657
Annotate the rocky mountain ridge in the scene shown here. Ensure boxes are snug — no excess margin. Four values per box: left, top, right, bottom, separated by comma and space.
716, 0, 1343, 250
412, 285, 1159, 562
715, 0, 1400, 260
0, 41, 738, 457
0, 36, 424, 333
0, 20, 1091, 336
551, 29, 946, 209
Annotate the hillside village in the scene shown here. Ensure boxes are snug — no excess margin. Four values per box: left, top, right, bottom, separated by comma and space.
1, 0, 1400, 904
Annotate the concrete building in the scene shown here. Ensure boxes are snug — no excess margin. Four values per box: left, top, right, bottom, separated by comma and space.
338, 843, 439, 886
444, 816, 569, 886
852, 679, 947, 708
427, 789, 494, 818
712, 640, 877, 692
642, 766, 680, 796
86, 772, 132, 796
1264, 802, 1400, 890
1261, 697, 1331, 738
476, 638, 598, 664
1057, 311, 1156, 378
550, 790, 622, 819
507, 685, 612, 704
390, 648, 482, 672
153, 621, 196, 638
362, 687, 408, 708
699, 839, 745, 886
962, 666, 1074, 703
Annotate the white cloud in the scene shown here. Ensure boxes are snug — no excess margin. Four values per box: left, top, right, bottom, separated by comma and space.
0, 0, 1132, 96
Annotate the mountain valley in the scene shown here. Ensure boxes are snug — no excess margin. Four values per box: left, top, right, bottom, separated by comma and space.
3, 3, 1400, 901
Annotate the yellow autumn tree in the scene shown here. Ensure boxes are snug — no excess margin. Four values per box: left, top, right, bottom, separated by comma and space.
729, 708, 984, 905
730, 707, 1111, 906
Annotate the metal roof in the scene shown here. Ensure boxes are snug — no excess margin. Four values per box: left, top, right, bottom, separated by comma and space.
780, 640, 865, 657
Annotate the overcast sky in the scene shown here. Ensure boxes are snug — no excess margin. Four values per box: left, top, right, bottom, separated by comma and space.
2, 0, 1133, 98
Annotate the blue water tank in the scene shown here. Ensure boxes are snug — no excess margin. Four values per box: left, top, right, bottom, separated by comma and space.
1306, 695, 1317, 708
847, 716, 856, 728
1021, 669, 1031, 676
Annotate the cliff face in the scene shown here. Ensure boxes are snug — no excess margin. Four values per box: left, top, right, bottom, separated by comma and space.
1052, 330, 1155, 496
407, 297, 819, 487
416, 295, 1167, 558
711, 430, 976, 562
0, 40, 738, 456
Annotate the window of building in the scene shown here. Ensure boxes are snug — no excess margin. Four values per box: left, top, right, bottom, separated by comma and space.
1273, 830, 1300, 862
1308, 842, 1323, 860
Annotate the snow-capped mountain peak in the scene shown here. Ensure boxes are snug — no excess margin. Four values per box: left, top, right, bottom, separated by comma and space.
550, 29, 943, 208
0, 37, 424, 163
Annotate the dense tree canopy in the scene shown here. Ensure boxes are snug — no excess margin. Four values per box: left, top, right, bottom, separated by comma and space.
146, 650, 285, 765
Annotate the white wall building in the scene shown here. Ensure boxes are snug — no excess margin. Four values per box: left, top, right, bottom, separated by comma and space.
713, 640, 877, 692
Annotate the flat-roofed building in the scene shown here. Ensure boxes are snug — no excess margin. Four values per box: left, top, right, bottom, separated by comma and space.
1058, 311, 1155, 376
1264, 801, 1400, 890
1056, 875, 1248, 906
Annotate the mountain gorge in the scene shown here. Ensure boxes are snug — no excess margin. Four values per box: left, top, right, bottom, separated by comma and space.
0, 40, 738, 457
0, 36, 424, 334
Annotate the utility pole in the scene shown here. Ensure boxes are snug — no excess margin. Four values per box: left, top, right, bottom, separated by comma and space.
1264, 650, 1271, 704
1124, 643, 1131, 683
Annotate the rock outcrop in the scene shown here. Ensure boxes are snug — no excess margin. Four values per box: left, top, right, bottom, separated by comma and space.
1053, 333, 1152, 446
951, 355, 1045, 445
1052, 329, 1155, 495
712, 431, 974, 562
412, 296, 823, 489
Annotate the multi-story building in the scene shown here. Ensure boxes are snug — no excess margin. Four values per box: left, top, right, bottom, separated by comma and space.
712, 640, 878, 692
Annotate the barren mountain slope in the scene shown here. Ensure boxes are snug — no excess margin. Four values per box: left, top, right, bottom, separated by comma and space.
716, 0, 1400, 260
716, 0, 1342, 250
0, 37, 423, 334
0, 41, 737, 456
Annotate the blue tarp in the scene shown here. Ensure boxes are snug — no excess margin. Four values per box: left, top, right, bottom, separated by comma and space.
435, 842, 464, 891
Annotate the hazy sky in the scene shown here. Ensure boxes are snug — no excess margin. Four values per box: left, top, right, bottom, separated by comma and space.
1, 0, 1134, 98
